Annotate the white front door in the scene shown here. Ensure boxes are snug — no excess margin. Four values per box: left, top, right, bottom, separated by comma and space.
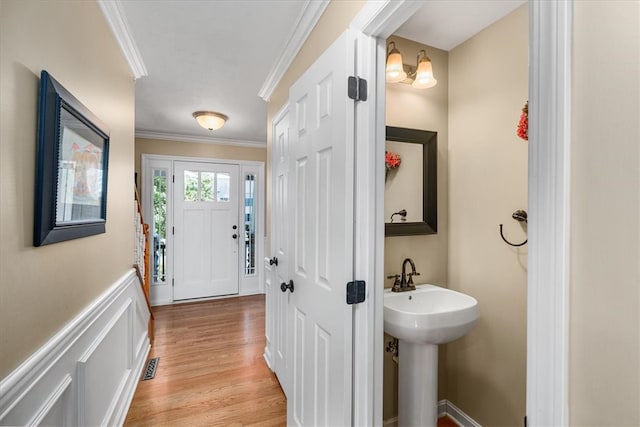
286, 30, 356, 426
272, 107, 290, 395
174, 161, 239, 300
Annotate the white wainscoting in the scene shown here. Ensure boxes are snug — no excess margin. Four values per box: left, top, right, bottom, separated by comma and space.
263, 258, 274, 370
0, 269, 151, 426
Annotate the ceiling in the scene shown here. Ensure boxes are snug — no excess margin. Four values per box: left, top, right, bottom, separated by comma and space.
119, 0, 308, 146
394, 0, 526, 51
117, 0, 526, 147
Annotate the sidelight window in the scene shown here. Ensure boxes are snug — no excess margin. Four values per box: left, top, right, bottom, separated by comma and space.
152, 168, 167, 284
244, 173, 256, 276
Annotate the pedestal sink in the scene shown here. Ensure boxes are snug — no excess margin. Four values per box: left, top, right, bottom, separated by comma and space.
384, 284, 478, 427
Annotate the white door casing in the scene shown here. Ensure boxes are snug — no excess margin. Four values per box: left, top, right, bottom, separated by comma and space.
142, 155, 264, 305
141, 157, 173, 306
271, 105, 291, 395
262, 1, 569, 425
286, 30, 356, 426
239, 163, 265, 295
174, 161, 240, 300
348, 1, 573, 425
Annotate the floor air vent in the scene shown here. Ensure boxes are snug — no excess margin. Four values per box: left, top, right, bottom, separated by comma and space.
142, 357, 159, 381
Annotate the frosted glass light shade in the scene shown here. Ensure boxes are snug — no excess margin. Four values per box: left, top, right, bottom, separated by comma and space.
193, 111, 228, 131
386, 42, 407, 83
412, 52, 437, 89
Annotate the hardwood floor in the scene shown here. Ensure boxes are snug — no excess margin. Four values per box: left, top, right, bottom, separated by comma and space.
124, 295, 286, 426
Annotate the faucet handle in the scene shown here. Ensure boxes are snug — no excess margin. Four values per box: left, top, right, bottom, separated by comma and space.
407, 272, 420, 286
387, 274, 401, 291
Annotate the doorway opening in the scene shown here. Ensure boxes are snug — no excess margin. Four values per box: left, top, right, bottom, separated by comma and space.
381, 3, 529, 424
141, 154, 265, 306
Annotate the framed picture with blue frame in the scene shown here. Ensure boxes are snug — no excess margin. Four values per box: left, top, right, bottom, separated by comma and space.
34, 70, 110, 246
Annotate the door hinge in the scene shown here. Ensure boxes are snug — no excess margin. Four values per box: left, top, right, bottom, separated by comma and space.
524, 416, 527, 427
172, 278, 174, 287
172, 226, 175, 235
348, 76, 368, 102
172, 174, 175, 183
346, 280, 366, 304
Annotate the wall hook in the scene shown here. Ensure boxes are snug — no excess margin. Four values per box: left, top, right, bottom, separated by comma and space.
499, 210, 528, 247
390, 209, 407, 223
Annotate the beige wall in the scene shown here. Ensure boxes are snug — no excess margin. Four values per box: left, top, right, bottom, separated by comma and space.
265, 0, 366, 251
266, 1, 366, 124
135, 137, 266, 187
447, 5, 528, 426
570, 1, 640, 425
383, 36, 449, 419
0, 1, 135, 378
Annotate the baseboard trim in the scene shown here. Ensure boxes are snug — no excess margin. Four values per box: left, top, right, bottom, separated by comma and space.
439, 399, 482, 427
109, 339, 150, 426
383, 400, 481, 427
382, 416, 398, 426
263, 350, 273, 371
153, 291, 265, 307
0, 269, 151, 426
239, 289, 264, 297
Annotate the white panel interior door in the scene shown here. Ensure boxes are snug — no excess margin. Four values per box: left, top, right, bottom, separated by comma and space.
272, 107, 290, 396
287, 30, 355, 426
174, 161, 239, 300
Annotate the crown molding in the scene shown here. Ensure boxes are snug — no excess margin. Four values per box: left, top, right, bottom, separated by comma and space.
350, 0, 424, 39
97, 0, 148, 79
258, 0, 330, 101
135, 130, 266, 148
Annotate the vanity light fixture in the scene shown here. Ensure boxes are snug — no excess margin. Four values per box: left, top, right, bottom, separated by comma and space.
386, 41, 407, 83
192, 111, 228, 131
385, 41, 438, 89
412, 50, 437, 89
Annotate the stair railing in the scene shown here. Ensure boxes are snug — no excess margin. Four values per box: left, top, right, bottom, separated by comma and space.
134, 188, 154, 342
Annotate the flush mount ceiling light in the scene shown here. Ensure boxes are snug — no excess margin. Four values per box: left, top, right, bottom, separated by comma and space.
385, 41, 438, 89
192, 111, 228, 131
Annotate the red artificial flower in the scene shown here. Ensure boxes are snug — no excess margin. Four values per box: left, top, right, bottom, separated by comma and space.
517, 101, 528, 141
385, 151, 401, 170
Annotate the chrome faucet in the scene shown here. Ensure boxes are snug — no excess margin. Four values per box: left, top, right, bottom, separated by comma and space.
388, 258, 420, 292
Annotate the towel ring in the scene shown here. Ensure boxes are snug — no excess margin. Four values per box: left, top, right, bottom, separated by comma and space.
499, 210, 527, 247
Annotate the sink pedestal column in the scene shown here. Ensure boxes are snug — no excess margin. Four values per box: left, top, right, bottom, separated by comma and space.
398, 341, 438, 427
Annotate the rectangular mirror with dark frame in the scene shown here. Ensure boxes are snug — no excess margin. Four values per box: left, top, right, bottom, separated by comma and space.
385, 126, 437, 237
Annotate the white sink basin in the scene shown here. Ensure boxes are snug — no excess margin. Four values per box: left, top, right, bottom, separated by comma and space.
384, 284, 478, 344
384, 284, 478, 426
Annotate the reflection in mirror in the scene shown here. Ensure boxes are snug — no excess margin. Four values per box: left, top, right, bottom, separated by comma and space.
385, 141, 423, 223
385, 126, 437, 236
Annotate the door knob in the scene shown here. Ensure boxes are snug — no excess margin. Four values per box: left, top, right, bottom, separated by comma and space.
280, 280, 294, 293
232, 234, 238, 239
269, 257, 278, 266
